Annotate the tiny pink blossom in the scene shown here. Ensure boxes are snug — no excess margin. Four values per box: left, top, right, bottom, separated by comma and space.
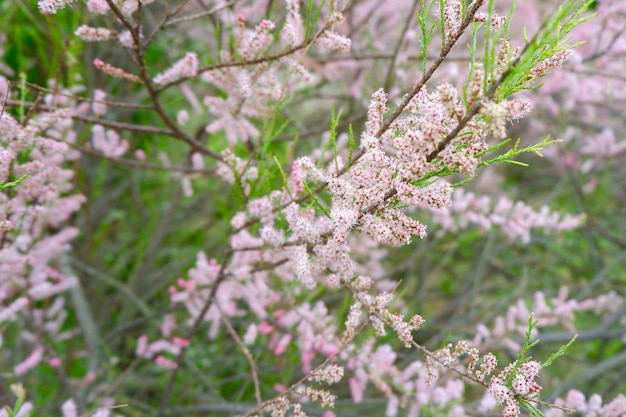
474, 11, 507, 28
61, 399, 78, 417
75, 25, 115, 42
87, 0, 109, 14
15, 348, 44, 376
530, 50, 573, 78
94, 58, 143, 84
319, 31, 351, 52
38, 0, 73, 14
92, 125, 129, 158
153, 52, 199, 85
135, 149, 146, 160
172, 337, 190, 348
117, 31, 134, 48
0, 297, 29, 324
503, 399, 521, 417
190, 152, 204, 170
177, 109, 190, 125
258, 321, 274, 334
92, 89, 106, 115
488, 378, 512, 405
443, 0, 462, 39
155, 355, 178, 369
243, 324, 258, 345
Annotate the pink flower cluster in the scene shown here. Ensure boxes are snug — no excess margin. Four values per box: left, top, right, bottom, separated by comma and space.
482, 361, 542, 417
471, 288, 624, 352
37, 0, 73, 14
91, 125, 129, 158
202, 17, 282, 145
0, 82, 85, 376
153, 52, 200, 85
546, 390, 626, 417
74, 25, 115, 42
93, 58, 143, 84
430, 188, 584, 243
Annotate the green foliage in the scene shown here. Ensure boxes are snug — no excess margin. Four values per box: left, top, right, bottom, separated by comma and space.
1, 1, 81, 84
478, 136, 559, 168
494, 0, 595, 100
0, 173, 28, 190
416, 0, 437, 74
305, 0, 326, 39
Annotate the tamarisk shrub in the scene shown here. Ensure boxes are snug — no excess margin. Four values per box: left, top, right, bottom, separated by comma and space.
1, 0, 625, 416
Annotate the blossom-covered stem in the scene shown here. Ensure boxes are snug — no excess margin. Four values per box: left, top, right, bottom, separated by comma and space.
25, 82, 153, 109
427, 28, 542, 163
67, 141, 217, 174
241, 320, 368, 417
4, 99, 170, 135
349, 28, 545, 218
234, 0, 486, 233
99, 0, 224, 163
25, 301, 84, 412
376, 0, 485, 138
160, 249, 233, 408
341, 281, 479, 384
159, 244, 284, 407
155, 0, 356, 93
346, 283, 576, 415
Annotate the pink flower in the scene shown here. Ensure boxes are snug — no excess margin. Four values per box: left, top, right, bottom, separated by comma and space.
94, 59, 143, 84
38, 0, 73, 14
75, 25, 115, 42
15, 348, 44, 376
92, 125, 129, 158
173, 337, 190, 348
155, 355, 178, 369
153, 52, 199, 85
87, 0, 109, 14
135, 149, 146, 160
92, 89, 106, 115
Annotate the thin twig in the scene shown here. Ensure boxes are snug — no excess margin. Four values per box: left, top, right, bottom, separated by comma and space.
221, 314, 262, 406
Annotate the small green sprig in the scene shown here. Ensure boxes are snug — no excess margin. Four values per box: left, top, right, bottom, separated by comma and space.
477, 135, 559, 168
494, 0, 595, 101
3, 384, 27, 417
1, 173, 29, 190
508, 315, 578, 417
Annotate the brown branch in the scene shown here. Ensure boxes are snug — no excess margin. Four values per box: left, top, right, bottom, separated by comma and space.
99, 0, 225, 163
69, 141, 216, 175
221, 314, 262, 406
163, 0, 237, 28
25, 82, 153, 109
4, 99, 174, 136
